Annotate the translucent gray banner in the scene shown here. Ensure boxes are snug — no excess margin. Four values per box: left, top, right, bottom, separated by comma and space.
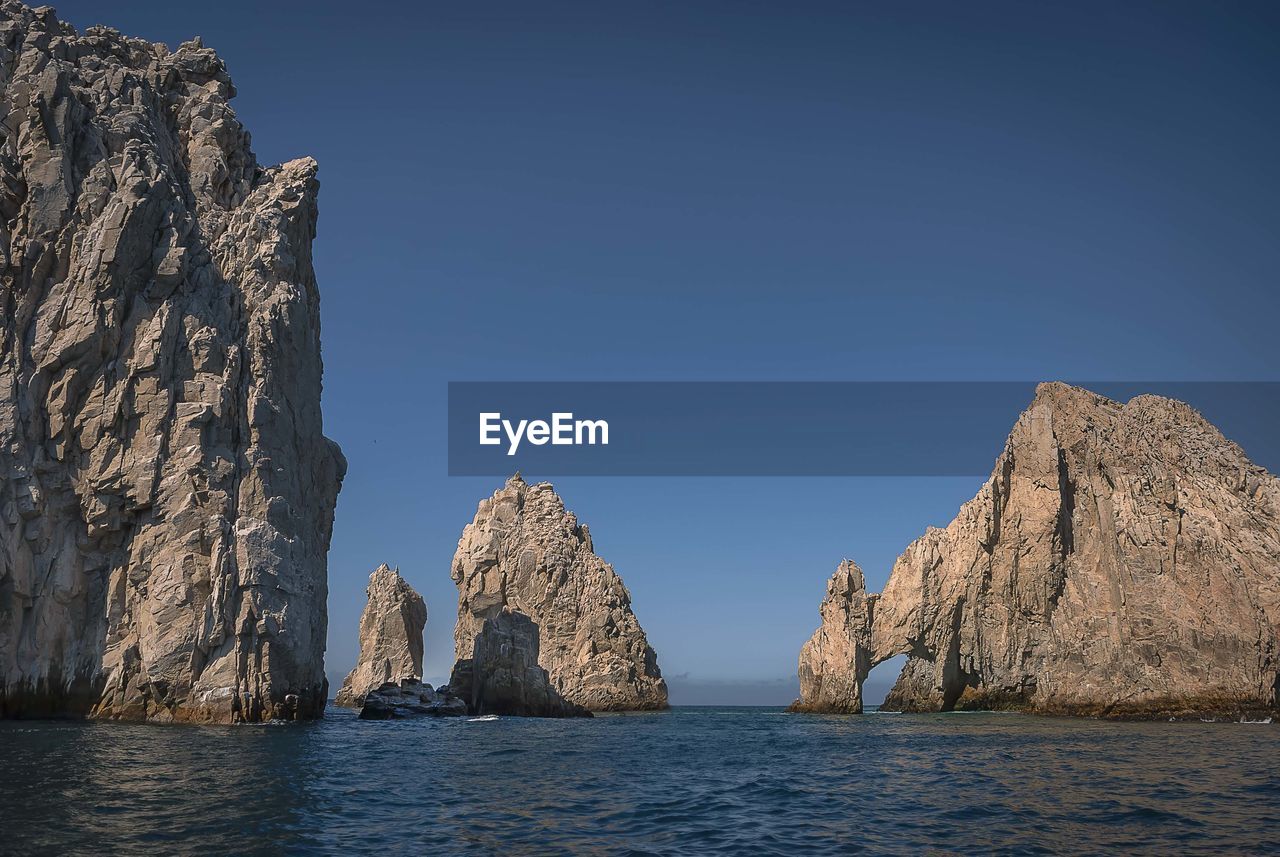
447, 382, 1280, 476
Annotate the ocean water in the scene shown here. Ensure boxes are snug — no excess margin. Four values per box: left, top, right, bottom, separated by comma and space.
1, 706, 1276, 855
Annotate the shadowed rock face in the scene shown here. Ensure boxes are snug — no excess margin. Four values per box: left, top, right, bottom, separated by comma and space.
0, 4, 344, 722
794, 383, 1280, 719
453, 608, 590, 718
335, 565, 426, 708
452, 475, 667, 711
358, 679, 467, 720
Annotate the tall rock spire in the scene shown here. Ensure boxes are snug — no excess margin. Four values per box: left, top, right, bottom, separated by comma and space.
335, 565, 426, 708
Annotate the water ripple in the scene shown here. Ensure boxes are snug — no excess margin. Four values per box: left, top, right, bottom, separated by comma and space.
0, 707, 1277, 854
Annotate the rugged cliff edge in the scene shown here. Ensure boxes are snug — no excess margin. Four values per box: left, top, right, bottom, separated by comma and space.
452, 475, 667, 711
0, 4, 344, 722
335, 565, 425, 708
793, 383, 1280, 719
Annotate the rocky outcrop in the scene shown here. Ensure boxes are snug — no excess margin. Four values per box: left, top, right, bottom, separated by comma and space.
793, 383, 1280, 719
451, 475, 667, 711
791, 560, 874, 714
0, 5, 344, 722
358, 679, 466, 720
455, 608, 590, 718
335, 565, 425, 708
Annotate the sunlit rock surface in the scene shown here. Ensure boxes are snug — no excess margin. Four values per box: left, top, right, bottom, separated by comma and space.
794, 383, 1280, 719
0, 4, 344, 722
451, 475, 667, 711
335, 565, 425, 708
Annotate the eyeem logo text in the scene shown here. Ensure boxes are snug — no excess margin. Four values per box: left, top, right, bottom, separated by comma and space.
479, 412, 609, 456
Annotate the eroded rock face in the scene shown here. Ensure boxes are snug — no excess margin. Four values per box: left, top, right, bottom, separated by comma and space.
335, 565, 425, 708
793, 383, 1280, 719
792, 560, 874, 714
462, 608, 590, 718
0, 5, 345, 722
451, 475, 666, 711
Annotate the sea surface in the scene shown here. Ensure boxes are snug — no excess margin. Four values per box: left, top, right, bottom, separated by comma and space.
1, 705, 1276, 855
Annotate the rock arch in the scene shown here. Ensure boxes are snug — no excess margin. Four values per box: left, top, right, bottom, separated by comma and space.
792, 383, 1280, 719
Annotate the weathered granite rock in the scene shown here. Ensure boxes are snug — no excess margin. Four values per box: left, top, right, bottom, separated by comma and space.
461, 608, 590, 718
0, 4, 344, 722
793, 383, 1280, 719
451, 475, 666, 711
358, 679, 467, 720
335, 565, 426, 708
791, 559, 874, 714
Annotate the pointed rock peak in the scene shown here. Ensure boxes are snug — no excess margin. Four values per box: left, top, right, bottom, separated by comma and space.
790, 557, 875, 715
833, 559, 866, 593
452, 479, 668, 711
335, 565, 427, 708
369, 563, 406, 586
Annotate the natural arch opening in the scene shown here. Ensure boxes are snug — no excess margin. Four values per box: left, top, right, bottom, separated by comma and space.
861, 655, 906, 710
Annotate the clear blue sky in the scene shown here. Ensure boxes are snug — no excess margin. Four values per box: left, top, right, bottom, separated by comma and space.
55, 1, 1280, 703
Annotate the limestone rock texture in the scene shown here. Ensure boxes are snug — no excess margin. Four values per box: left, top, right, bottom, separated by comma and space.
452, 475, 667, 711
793, 383, 1280, 719
461, 608, 590, 718
0, 4, 345, 722
335, 565, 425, 708
791, 559, 875, 714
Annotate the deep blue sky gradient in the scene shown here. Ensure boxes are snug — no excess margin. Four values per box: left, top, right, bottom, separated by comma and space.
53, 1, 1280, 702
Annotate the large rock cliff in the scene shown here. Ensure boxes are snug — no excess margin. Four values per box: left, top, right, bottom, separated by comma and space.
335, 565, 425, 708
793, 383, 1280, 719
0, 4, 344, 722
452, 475, 667, 711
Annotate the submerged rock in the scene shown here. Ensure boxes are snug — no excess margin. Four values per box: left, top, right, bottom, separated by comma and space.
358, 679, 467, 720
335, 565, 427, 708
463, 609, 591, 718
0, 5, 344, 722
451, 475, 666, 711
793, 383, 1280, 720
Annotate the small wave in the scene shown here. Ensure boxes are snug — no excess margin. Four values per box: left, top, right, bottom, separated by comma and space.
467, 715, 500, 722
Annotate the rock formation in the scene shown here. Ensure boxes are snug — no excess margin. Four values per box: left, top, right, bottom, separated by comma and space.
793, 383, 1280, 719
358, 679, 467, 720
452, 608, 590, 718
790, 559, 874, 714
0, 5, 345, 722
335, 565, 426, 708
451, 475, 667, 711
